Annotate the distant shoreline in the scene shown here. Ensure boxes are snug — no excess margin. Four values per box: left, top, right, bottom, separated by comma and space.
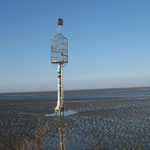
0, 86, 150, 95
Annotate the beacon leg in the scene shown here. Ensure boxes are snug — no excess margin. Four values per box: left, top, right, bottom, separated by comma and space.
55, 63, 61, 115
61, 64, 64, 115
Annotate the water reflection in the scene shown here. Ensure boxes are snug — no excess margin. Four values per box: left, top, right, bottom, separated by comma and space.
56, 116, 66, 150
59, 127, 66, 150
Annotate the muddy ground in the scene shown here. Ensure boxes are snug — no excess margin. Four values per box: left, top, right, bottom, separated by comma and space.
0, 95, 150, 150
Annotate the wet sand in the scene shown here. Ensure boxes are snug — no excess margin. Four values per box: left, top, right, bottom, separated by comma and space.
1, 88, 150, 149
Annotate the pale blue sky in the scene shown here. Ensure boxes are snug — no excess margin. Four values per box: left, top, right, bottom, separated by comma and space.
0, 0, 150, 92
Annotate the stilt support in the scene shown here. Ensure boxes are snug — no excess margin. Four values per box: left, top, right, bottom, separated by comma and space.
55, 63, 64, 116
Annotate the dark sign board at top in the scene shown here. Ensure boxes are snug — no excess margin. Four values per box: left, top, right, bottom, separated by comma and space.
58, 18, 63, 25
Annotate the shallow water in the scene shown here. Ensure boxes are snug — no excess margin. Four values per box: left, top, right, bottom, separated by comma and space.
1, 87, 150, 100
44, 110, 78, 117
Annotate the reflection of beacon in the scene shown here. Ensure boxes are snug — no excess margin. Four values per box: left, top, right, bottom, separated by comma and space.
51, 18, 68, 116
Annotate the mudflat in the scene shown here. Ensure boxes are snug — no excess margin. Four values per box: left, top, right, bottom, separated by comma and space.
0, 87, 150, 149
